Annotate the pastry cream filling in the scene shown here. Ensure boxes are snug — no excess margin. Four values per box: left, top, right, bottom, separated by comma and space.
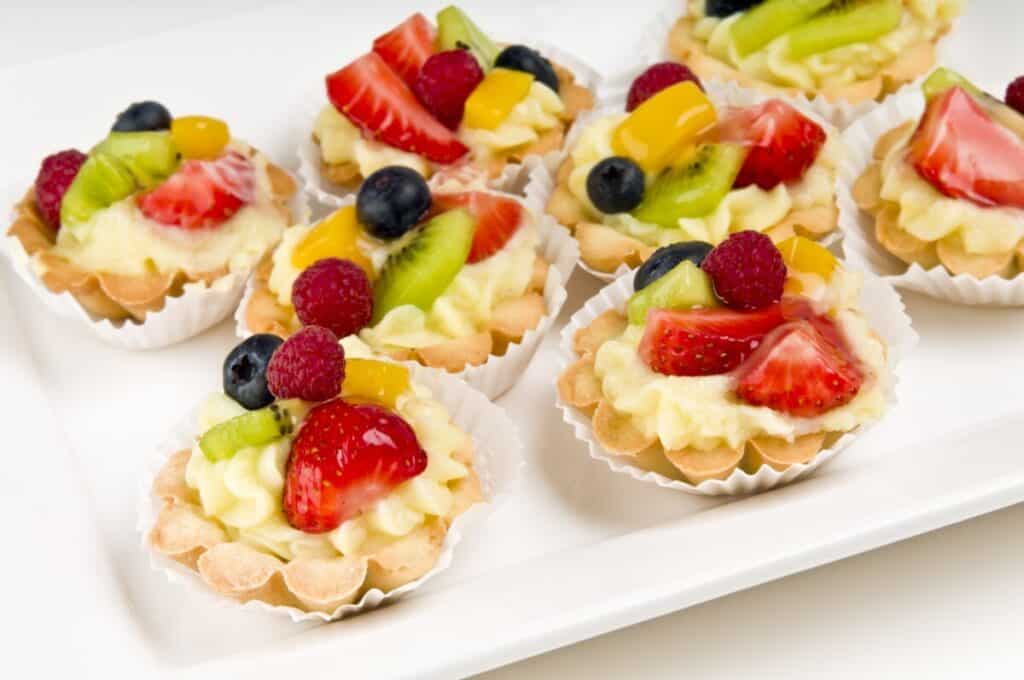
593, 269, 887, 453
315, 105, 432, 180
41, 142, 288, 278
878, 127, 1024, 254
185, 338, 472, 562
458, 82, 565, 159
568, 113, 840, 247
690, 0, 962, 93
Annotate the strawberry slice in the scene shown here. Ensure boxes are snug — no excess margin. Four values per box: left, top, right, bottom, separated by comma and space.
326, 53, 469, 164
372, 13, 437, 88
735, 321, 863, 418
137, 151, 255, 230
283, 399, 428, 533
433, 191, 524, 263
908, 86, 1024, 210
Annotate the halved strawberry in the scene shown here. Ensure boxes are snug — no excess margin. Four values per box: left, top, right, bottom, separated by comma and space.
735, 320, 863, 418
908, 86, 1024, 210
326, 52, 469, 164
137, 151, 255, 230
433, 191, 524, 263
372, 13, 437, 89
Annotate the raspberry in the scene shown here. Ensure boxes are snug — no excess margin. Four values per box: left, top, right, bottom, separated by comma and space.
626, 62, 703, 112
266, 326, 345, 402
701, 231, 786, 311
33, 149, 87, 229
412, 49, 484, 130
1006, 76, 1024, 116
291, 258, 373, 338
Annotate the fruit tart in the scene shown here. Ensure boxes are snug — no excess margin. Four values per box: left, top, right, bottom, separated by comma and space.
302, 5, 595, 202
666, 0, 963, 108
557, 230, 906, 493
146, 326, 500, 618
546, 65, 841, 277
6, 100, 297, 345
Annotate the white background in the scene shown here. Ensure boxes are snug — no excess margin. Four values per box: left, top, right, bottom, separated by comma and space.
3, 1, 1024, 678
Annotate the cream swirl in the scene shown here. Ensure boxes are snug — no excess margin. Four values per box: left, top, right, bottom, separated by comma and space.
458, 82, 565, 159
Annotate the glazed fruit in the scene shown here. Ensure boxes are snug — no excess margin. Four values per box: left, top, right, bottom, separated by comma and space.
719, 100, 826, 190
495, 45, 559, 93
372, 13, 437, 88
372, 209, 475, 323
291, 206, 374, 276
586, 157, 646, 214
170, 116, 230, 160
706, 0, 763, 17
702, 231, 787, 311
463, 68, 534, 131
111, 100, 173, 132
342, 358, 411, 408
283, 399, 428, 533
267, 326, 346, 402
92, 131, 179, 190
59, 153, 137, 228
786, 0, 901, 59
326, 53, 469, 164
433, 191, 523, 263
923, 69, 1024, 141
33, 149, 87, 229
292, 258, 374, 338
627, 260, 717, 325
357, 166, 433, 240
413, 49, 485, 130
626, 62, 703, 112
735, 320, 863, 417
776, 236, 836, 280
199, 402, 298, 462
634, 241, 715, 291
632, 144, 746, 227
137, 152, 255, 230
223, 334, 284, 410
1007, 76, 1024, 116
436, 5, 499, 70
730, 0, 832, 57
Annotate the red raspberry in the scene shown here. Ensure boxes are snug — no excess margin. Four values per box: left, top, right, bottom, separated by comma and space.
1006, 76, 1024, 116
266, 326, 345, 402
626, 62, 703, 112
412, 49, 484, 130
701, 231, 786, 311
33, 149, 87, 229
291, 258, 373, 338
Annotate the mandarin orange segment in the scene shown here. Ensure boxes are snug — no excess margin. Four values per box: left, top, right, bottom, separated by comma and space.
170, 116, 230, 160
292, 206, 374, 277
341, 359, 410, 408
777, 236, 837, 280
463, 68, 535, 131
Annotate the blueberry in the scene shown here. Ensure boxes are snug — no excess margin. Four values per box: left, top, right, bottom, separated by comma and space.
111, 101, 173, 132
705, 0, 762, 18
223, 334, 284, 410
634, 241, 714, 291
586, 157, 646, 214
356, 166, 433, 240
494, 45, 559, 93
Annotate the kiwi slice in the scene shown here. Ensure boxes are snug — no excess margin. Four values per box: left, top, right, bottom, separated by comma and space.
731, 0, 832, 57
92, 131, 180, 189
199, 401, 298, 462
785, 0, 901, 59
372, 208, 476, 324
436, 5, 500, 69
632, 144, 746, 229
59, 152, 137, 228
627, 260, 717, 325
923, 68, 1024, 141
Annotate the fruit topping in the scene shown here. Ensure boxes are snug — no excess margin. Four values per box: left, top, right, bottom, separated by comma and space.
612, 81, 717, 174
634, 241, 714, 291
111, 100, 173, 133
283, 399, 428, 533
433, 191, 524, 263
342, 358, 411, 408
136, 151, 255, 230
735, 320, 863, 417
776, 236, 836, 280
59, 153, 137, 228
627, 260, 717, 324
292, 205, 374, 276
267, 326, 346, 402
495, 45, 559, 93
199, 401, 298, 462
292, 258, 374, 338
436, 5, 500, 70
463, 68, 535, 131
632, 144, 746, 226
326, 52, 470, 164
372, 209, 475, 323
706, 0, 763, 18
786, 0, 901, 59
626, 62, 703, 113
730, 0, 832, 57
638, 303, 785, 376
586, 156, 646, 214
923, 69, 1024, 141
223, 334, 284, 410
33, 149, 87, 229
170, 115, 230, 160
702, 230, 787, 310
92, 131, 180, 190
356, 166, 433, 240
372, 13, 437, 88
413, 49, 485, 130
1007, 76, 1024, 116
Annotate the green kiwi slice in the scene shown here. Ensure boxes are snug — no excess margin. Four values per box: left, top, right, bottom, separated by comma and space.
730, 0, 833, 57
785, 0, 902, 59
627, 260, 718, 325
59, 152, 138, 228
199, 401, 298, 462
92, 131, 180, 189
436, 5, 500, 70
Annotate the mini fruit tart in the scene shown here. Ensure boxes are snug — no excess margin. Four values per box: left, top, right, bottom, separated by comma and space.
145, 327, 508, 619
6, 101, 298, 346
557, 230, 910, 494
302, 5, 595, 203
666, 0, 963, 108
546, 66, 841, 278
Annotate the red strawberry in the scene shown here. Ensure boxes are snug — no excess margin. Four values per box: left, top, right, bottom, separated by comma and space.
326, 52, 469, 165
909, 86, 1024, 210
137, 152, 255, 230
433, 191, 524, 263
638, 304, 786, 377
780, 296, 850, 356
372, 13, 437, 88
735, 321, 863, 418
717, 99, 826, 190
283, 399, 428, 533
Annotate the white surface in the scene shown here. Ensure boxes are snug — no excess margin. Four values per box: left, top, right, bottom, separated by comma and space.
2, 2, 1024, 679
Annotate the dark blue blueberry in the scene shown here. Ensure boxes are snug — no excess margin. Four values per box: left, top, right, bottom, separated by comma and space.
634, 241, 715, 290
223, 334, 284, 410
111, 101, 173, 132
705, 0, 762, 18
357, 166, 432, 241
586, 156, 646, 214
494, 45, 559, 93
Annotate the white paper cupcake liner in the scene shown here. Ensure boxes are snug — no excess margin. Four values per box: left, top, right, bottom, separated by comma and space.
137, 362, 524, 623
555, 266, 917, 496
838, 89, 1024, 306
